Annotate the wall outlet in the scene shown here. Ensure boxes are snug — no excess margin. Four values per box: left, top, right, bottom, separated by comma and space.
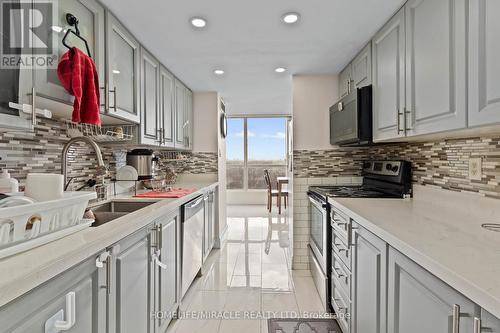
469, 157, 482, 181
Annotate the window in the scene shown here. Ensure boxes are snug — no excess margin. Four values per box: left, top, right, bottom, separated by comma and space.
226, 117, 289, 190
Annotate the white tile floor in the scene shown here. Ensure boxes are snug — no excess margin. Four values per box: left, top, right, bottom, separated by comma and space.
166, 205, 326, 333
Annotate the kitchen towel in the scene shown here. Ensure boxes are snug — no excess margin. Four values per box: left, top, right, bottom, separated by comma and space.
57, 47, 101, 126
134, 189, 196, 198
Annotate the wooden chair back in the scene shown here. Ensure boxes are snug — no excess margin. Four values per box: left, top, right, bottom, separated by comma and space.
264, 169, 272, 192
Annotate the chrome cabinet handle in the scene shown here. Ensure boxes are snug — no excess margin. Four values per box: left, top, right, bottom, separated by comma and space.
109, 87, 117, 110
31, 88, 37, 126
397, 108, 404, 134
473, 317, 481, 333
404, 107, 413, 132
452, 304, 460, 333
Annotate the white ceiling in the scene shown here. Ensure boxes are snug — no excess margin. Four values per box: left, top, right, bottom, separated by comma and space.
101, 0, 405, 115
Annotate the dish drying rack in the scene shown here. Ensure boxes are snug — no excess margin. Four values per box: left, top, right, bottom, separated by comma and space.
64, 119, 135, 143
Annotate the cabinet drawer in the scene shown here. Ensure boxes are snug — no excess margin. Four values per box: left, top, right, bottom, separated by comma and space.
331, 277, 351, 333
332, 231, 351, 270
330, 207, 350, 243
332, 251, 351, 299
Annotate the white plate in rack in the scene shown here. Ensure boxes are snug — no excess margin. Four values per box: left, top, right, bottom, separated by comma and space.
116, 165, 139, 181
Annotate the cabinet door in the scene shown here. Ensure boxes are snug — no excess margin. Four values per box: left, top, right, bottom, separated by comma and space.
139, 47, 160, 145
0, 257, 106, 333
111, 229, 152, 333
339, 64, 352, 99
203, 195, 210, 260
352, 43, 372, 90
35, 0, 105, 106
372, 8, 406, 142
185, 89, 193, 150
0, 0, 34, 131
106, 12, 140, 123
387, 247, 477, 333
209, 191, 216, 249
351, 223, 387, 333
155, 214, 179, 333
159, 66, 175, 148
405, 0, 467, 136
174, 80, 186, 149
480, 309, 500, 332
468, 0, 500, 127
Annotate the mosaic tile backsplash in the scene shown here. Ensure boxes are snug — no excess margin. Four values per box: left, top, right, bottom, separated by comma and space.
294, 136, 500, 199
0, 119, 217, 192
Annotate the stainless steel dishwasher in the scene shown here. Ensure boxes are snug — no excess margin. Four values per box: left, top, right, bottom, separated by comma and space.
181, 195, 204, 298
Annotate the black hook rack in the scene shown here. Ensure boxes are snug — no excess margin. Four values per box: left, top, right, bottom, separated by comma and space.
62, 13, 92, 58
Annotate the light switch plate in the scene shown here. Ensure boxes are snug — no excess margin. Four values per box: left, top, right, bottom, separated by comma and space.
469, 157, 482, 181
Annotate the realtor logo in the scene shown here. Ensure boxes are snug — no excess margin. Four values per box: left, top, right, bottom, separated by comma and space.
1, 0, 58, 68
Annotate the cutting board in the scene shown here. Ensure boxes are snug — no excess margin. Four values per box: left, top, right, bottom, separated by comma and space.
134, 189, 196, 198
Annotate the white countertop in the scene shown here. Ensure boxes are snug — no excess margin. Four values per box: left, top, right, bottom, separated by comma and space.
0, 181, 218, 308
329, 185, 500, 318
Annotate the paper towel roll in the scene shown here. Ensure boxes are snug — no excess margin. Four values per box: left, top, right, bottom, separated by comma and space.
25, 173, 64, 201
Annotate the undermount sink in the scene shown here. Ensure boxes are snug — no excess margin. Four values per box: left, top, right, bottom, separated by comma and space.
90, 201, 155, 227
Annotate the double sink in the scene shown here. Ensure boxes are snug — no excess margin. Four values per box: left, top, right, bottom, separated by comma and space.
90, 201, 155, 227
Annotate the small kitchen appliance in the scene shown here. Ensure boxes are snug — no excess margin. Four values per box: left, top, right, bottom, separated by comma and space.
126, 149, 155, 180
307, 160, 412, 316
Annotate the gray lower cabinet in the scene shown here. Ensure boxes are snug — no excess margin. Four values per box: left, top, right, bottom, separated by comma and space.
203, 190, 216, 261
153, 212, 180, 333
0, 256, 107, 332
351, 223, 387, 333
387, 247, 478, 333
108, 227, 153, 333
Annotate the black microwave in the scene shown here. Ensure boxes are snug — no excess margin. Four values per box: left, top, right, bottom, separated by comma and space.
330, 85, 373, 146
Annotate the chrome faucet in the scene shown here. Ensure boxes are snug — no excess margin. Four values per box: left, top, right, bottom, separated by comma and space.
61, 137, 108, 190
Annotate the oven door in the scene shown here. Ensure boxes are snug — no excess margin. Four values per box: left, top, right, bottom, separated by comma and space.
308, 194, 328, 273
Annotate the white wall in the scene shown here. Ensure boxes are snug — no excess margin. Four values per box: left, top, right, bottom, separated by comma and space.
193, 92, 218, 153
292, 75, 339, 150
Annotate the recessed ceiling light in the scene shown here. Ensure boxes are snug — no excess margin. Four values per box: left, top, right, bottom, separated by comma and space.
214, 69, 225, 75
191, 17, 207, 28
282, 12, 300, 24
275, 67, 287, 73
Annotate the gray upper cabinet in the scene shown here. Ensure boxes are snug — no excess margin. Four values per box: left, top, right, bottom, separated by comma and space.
351, 223, 387, 333
339, 64, 352, 99
468, 0, 500, 127
105, 12, 140, 124
352, 43, 372, 90
480, 309, 500, 332
387, 247, 478, 333
139, 47, 160, 145
35, 0, 105, 106
185, 89, 193, 150
153, 213, 179, 333
405, 0, 467, 136
159, 66, 176, 148
372, 8, 406, 142
108, 227, 153, 333
174, 79, 186, 149
0, 256, 107, 333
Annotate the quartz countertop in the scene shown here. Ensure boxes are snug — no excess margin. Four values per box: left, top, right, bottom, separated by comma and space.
0, 181, 218, 307
329, 185, 500, 318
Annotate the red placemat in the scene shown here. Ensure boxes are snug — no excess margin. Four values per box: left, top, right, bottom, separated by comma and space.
134, 188, 196, 198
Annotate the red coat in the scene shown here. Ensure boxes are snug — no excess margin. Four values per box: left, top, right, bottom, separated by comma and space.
57, 48, 101, 126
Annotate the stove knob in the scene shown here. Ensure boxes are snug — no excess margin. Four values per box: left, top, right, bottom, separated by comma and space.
392, 165, 399, 173
386, 163, 393, 171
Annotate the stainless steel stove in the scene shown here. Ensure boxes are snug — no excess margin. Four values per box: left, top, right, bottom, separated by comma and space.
306, 160, 412, 313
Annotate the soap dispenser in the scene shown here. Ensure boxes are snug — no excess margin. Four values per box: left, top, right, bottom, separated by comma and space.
0, 169, 19, 193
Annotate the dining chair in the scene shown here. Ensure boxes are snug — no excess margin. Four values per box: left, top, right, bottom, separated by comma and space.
264, 170, 288, 214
